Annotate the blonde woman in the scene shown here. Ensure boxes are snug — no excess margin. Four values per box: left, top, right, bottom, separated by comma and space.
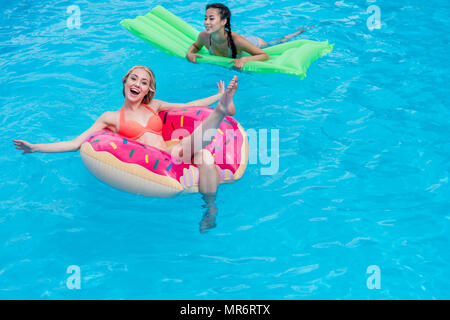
13, 65, 239, 232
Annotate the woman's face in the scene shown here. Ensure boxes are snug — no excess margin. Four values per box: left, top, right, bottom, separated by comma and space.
124, 68, 151, 103
204, 8, 226, 34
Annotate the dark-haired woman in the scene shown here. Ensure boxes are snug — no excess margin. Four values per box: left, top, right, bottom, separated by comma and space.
186, 3, 308, 70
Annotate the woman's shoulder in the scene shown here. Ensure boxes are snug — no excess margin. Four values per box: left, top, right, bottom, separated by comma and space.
101, 110, 119, 124
92, 110, 119, 132
230, 30, 243, 38
197, 31, 209, 43
149, 99, 164, 112
104, 109, 119, 117
230, 31, 247, 46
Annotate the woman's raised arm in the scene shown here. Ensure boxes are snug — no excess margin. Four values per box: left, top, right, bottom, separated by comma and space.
13, 111, 115, 154
156, 81, 225, 112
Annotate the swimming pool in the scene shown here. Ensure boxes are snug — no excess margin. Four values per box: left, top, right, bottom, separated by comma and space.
1, 0, 449, 299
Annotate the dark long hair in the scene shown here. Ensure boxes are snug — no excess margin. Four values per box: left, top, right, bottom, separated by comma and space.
206, 3, 237, 59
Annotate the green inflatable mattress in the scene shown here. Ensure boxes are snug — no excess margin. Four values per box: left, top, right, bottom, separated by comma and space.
120, 6, 334, 79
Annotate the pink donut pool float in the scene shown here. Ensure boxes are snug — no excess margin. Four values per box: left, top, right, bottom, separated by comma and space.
80, 106, 249, 197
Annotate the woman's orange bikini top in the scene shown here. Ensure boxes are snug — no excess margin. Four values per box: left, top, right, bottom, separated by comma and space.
118, 104, 163, 140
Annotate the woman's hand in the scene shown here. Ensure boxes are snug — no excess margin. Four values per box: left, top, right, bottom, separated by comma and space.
13, 139, 35, 154
186, 52, 203, 64
217, 80, 225, 97
229, 58, 247, 70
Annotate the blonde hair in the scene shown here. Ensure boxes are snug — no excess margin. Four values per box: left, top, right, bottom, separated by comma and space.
122, 65, 156, 104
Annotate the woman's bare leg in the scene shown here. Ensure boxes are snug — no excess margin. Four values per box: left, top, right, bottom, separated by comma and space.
264, 26, 314, 47
195, 150, 220, 233
194, 149, 220, 195
199, 193, 218, 233
191, 84, 237, 232
257, 37, 268, 47
169, 76, 238, 163
164, 76, 238, 232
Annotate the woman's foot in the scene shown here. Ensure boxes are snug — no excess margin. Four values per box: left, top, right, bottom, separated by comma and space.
199, 206, 218, 233
216, 76, 238, 116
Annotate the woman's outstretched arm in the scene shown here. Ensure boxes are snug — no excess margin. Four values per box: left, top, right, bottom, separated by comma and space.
13, 111, 114, 154
156, 80, 225, 112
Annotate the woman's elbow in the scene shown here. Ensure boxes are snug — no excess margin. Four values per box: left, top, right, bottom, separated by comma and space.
70, 139, 82, 152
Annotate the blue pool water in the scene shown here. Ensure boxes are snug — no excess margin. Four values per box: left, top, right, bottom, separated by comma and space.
1, 0, 449, 299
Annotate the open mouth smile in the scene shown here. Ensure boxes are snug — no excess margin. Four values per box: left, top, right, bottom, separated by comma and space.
129, 87, 140, 97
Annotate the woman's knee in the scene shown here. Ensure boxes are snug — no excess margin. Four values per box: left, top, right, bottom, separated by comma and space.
194, 149, 215, 166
